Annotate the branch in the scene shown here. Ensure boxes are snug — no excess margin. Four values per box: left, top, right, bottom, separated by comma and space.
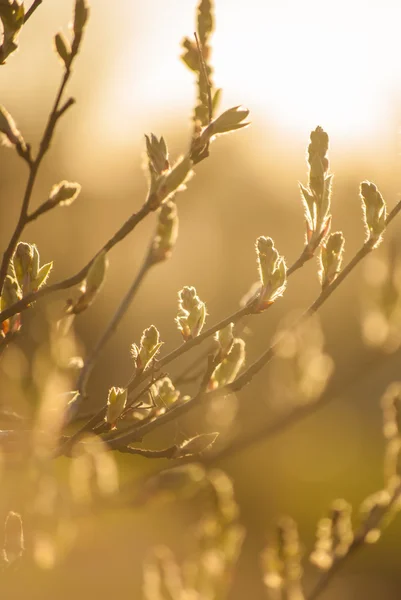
0, 203, 152, 323
104, 204, 401, 450
23, 0, 43, 23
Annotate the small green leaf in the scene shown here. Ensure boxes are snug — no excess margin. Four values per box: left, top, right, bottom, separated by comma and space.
49, 181, 81, 207
34, 262, 53, 290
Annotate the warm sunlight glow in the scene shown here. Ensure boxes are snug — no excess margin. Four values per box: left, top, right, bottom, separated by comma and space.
105, 0, 401, 141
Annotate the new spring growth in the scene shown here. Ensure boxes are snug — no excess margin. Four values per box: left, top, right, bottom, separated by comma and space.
0, 104, 26, 151
149, 201, 179, 263
254, 236, 287, 311
67, 251, 107, 314
176, 286, 207, 340
318, 232, 345, 289
151, 377, 181, 408
106, 387, 127, 427
131, 325, 163, 373
145, 134, 193, 210
360, 181, 387, 247
299, 126, 332, 253
262, 517, 303, 594
209, 338, 245, 390
214, 322, 235, 362
190, 106, 250, 164
13, 242, 53, 296
310, 500, 353, 570
0, 0, 24, 64
48, 181, 81, 208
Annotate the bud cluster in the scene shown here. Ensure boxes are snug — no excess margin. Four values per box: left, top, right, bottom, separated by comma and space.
176, 286, 207, 340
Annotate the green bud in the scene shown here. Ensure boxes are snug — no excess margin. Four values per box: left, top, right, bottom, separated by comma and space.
151, 376, 180, 407
319, 231, 345, 289
70, 251, 108, 314
145, 133, 169, 176
173, 432, 219, 458
12, 242, 52, 295
176, 286, 207, 340
48, 181, 81, 207
0, 105, 26, 150
254, 236, 287, 311
54, 32, 71, 67
149, 201, 179, 262
360, 181, 387, 246
209, 105, 250, 136
106, 387, 127, 426
214, 322, 234, 360
132, 325, 163, 373
209, 338, 245, 389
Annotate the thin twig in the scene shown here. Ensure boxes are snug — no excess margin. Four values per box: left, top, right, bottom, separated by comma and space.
23, 0, 43, 23
104, 208, 401, 450
0, 32, 78, 296
0, 203, 152, 323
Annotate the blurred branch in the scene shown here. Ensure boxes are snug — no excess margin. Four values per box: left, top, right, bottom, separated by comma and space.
307, 481, 401, 600
202, 346, 401, 464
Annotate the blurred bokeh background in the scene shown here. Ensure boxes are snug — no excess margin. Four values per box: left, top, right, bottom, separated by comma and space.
1, 0, 401, 598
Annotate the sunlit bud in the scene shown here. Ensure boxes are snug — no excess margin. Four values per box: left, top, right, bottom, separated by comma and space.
54, 32, 71, 67
2, 511, 24, 565
176, 286, 207, 340
69, 251, 108, 314
145, 133, 170, 176
151, 377, 180, 407
319, 231, 345, 289
308, 126, 329, 170
209, 106, 250, 135
214, 322, 234, 360
132, 325, 163, 372
0, 1, 24, 64
48, 180, 81, 207
149, 201, 179, 263
173, 432, 219, 458
209, 338, 245, 389
13, 242, 53, 295
255, 236, 287, 311
360, 181, 387, 246
0, 105, 26, 150
106, 387, 127, 426
148, 156, 193, 210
